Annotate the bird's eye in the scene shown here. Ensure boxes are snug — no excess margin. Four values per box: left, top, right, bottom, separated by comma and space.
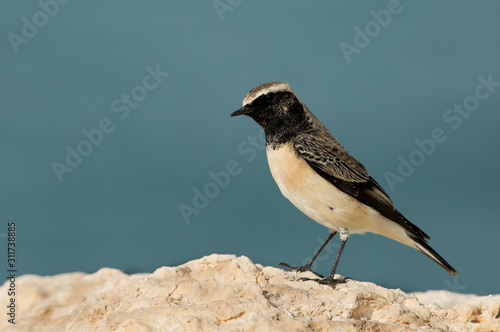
266, 92, 278, 103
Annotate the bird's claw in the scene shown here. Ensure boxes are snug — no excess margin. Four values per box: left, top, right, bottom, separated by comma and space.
297, 276, 338, 285
277, 262, 324, 278
298, 275, 348, 285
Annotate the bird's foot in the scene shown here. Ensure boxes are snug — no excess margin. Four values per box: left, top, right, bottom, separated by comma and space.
277, 262, 324, 278
297, 275, 348, 285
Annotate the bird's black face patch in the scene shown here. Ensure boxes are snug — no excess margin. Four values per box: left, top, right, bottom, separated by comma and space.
247, 92, 303, 125
244, 91, 310, 147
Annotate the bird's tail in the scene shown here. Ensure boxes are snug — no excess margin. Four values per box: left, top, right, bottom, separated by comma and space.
409, 234, 457, 277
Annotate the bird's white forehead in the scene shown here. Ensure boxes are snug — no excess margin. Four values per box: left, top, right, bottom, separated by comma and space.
242, 82, 294, 107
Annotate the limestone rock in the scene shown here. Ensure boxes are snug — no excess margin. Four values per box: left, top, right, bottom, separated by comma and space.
1, 254, 498, 331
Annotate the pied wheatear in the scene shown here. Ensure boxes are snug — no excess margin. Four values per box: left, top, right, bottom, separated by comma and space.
231, 82, 456, 284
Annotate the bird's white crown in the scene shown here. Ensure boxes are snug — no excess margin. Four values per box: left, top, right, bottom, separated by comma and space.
242, 82, 294, 107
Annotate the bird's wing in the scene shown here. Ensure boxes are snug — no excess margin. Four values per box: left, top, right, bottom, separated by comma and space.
293, 135, 430, 240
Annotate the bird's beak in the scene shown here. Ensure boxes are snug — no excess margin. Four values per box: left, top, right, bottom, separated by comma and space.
230, 107, 249, 117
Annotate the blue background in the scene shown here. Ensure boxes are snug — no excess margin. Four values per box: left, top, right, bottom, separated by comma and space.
1, 1, 499, 295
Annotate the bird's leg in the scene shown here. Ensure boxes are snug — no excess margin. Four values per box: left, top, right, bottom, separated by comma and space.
278, 231, 337, 278
299, 227, 349, 284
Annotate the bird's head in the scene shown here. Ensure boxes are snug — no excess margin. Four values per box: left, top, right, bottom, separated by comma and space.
231, 82, 310, 139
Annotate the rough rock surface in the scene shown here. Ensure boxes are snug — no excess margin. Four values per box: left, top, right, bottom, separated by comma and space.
1, 254, 498, 331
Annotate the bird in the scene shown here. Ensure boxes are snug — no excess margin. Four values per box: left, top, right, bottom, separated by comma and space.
230, 81, 456, 284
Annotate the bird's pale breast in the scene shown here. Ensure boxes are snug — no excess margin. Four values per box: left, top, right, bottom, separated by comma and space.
266, 142, 372, 233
